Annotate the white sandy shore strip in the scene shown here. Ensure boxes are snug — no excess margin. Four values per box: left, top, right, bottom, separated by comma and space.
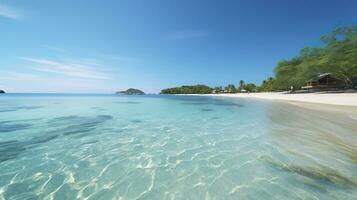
184, 92, 357, 107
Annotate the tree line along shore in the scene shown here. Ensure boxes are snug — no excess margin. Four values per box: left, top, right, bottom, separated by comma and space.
160, 26, 357, 94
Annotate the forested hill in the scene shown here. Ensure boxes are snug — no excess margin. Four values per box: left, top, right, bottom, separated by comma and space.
258, 26, 357, 91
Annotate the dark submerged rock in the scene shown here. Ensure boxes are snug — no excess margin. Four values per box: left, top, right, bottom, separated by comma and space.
259, 155, 357, 188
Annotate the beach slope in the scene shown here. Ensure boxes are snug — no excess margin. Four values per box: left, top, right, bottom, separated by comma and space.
191, 92, 357, 107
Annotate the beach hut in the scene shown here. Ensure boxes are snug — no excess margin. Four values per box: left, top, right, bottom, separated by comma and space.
302, 73, 344, 90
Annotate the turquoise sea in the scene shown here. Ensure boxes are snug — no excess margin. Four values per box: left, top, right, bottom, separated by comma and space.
0, 94, 356, 200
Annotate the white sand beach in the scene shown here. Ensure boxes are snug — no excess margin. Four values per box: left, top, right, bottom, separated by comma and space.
190, 92, 357, 107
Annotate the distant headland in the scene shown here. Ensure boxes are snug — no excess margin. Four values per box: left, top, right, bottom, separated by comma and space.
0, 90, 5, 94
160, 85, 212, 94
116, 88, 145, 95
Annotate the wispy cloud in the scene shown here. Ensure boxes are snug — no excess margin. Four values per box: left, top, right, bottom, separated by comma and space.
0, 71, 112, 93
19, 57, 111, 80
167, 30, 210, 40
0, 4, 21, 20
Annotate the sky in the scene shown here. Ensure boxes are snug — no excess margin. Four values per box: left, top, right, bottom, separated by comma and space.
1, 0, 357, 93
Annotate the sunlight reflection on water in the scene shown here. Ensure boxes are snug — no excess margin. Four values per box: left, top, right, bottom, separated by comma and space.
0, 94, 356, 199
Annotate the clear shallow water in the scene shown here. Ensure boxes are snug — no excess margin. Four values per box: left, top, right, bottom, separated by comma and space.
0, 94, 356, 200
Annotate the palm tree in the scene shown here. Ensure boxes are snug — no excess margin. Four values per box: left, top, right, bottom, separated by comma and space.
227, 84, 237, 93
214, 86, 223, 93
239, 80, 245, 92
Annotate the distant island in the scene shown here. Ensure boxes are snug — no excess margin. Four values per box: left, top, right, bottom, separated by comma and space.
0, 90, 5, 94
116, 88, 145, 95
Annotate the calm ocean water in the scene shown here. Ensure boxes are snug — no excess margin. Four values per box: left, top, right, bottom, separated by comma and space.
0, 94, 356, 200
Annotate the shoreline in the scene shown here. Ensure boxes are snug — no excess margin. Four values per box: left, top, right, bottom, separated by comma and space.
180, 92, 357, 107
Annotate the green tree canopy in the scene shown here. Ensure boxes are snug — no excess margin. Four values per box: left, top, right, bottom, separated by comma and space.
160, 85, 213, 94
225, 84, 237, 93
259, 26, 357, 92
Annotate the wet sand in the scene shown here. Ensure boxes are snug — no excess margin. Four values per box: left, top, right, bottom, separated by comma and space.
188, 92, 357, 107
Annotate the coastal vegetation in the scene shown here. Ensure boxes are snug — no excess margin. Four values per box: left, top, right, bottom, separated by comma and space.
160, 26, 357, 94
215, 81, 257, 93
160, 85, 212, 94
258, 26, 357, 91
159, 83, 258, 94
160, 82, 257, 94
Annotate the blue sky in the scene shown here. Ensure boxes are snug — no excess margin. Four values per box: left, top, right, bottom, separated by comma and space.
1, 0, 357, 93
